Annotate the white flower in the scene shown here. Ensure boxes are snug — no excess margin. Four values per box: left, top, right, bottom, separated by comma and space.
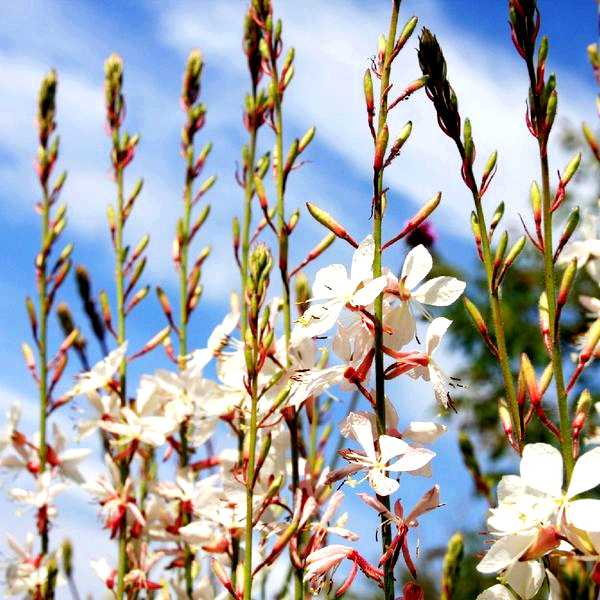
186, 305, 240, 376
407, 317, 455, 407
0, 403, 21, 453
386, 244, 465, 344
337, 412, 434, 496
9, 471, 66, 520
65, 343, 128, 398
291, 235, 387, 343
100, 406, 176, 448
478, 443, 600, 581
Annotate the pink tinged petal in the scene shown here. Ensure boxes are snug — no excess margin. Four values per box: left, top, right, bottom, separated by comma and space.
520, 443, 563, 497
412, 276, 466, 306
425, 317, 452, 356
350, 235, 375, 286
378, 435, 410, 464
505, 560, 545, 600
580, 295, 600, 314
368, 468, 399, 496
351, 276, 387, 306
179, 520, 213, 543
126, 502, 146, 528
476, 533, 534, 574
345, 412, 376, 461
385, 303, 415, 350
312, 264, 349, 300
406, 485, 441, 523
429, 362, 449, 407
401, 244, 432, 291
476, 584, 516, 600
402, 421, 446, 444
567, 447, 600, 498
386, 447, 435, 473
357, 493, 394, 520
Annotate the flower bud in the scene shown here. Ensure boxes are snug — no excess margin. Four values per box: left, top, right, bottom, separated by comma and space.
182, 49, 203, 109
373, 124, 389, 171
397, 16, 419, 50
295, 272, 311, 316
441, 533, 464, 600
557, 259, 577, 310
363, 69, 374, 113
306, 202, 358, 248
298, 126, 316, 153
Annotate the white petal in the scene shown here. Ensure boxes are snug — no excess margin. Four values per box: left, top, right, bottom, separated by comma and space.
351, 276, 387, 307
313, 264, 349, 300
520, 443, 563, 497
476, 533, 534, 574
426, 317, 452, 356
401, 244, 432, 290
476, 584, 515, 600
378, 435, 410, 464
496, 475, 527, 503
292, 300, 344, 343
402, 421, 446, 444
546, 569, 562, 600
345, 412, 376, 461
368, 468, 399, 496
350, 235, 375, 286
385, 303, 415, 349
566, 499, 600, 532
505, 560, 544, 599
567, 447, 600, 498
412, 276, 466, 306
386, 447, 435, 473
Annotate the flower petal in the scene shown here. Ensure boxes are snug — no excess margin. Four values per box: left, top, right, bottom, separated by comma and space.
476, 533, 533, 574
350, 235, 375, 285
425, 317, 452, 356
351, 276, 387, 307
567, 446, 600, 498
378, 434, 410, 464
520, 443, 563, 497
505, 560, 545, 600
412, 276, 466, 307
368, 468, 399, 496
401, 245, 432, 291
476, 584, 515, 600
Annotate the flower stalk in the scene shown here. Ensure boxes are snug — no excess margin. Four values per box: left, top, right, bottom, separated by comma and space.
371, 2, 401, 598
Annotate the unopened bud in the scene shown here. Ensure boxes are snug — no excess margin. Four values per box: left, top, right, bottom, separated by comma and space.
557, 259, 577, 309
530, 181, 541, 218
298, 126, 316, 153
306, 202, 357, 247
397, 16, 419, 50
373, 124, 389, 171
561, 152, 581, 186
364, 69, 374, 117
545, 90, 557, 131
441, 532, 464, 600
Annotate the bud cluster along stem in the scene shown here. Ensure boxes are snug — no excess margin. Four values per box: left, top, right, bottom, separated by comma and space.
104, 53, 155, 598
510, 0, 578, 477
417, 28, 524, 451
29, 70, 74, 576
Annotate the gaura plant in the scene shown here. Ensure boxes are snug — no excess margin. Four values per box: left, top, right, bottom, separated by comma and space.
1, 1, 599, 599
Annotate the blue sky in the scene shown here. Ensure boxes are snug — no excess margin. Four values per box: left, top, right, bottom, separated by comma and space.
0, 0, 597, 596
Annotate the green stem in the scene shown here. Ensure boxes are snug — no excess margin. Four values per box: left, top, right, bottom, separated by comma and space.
524, 59, 574, 478
270, 45, 302, 600
179, 152, 194, 598
243, 343, 259, 600
372, 3, 400, 599
470, 189, 522, 446
540, 153, 573, 477
234, 91, 258, 590
38, 180, 50, 556
114, 144, 129, 600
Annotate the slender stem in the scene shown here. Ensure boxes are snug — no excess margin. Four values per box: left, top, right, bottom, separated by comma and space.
234, 90, 258, 590
372, 3, 400, 599
470, 187, 522, 445
114, 139, 129, 600
524, 58, 574, 478
540, 156, 573, 475
38, 180, 50, 556
243, 339, 260, 600
270, 43, 303, 600
179, 153, 194, 597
